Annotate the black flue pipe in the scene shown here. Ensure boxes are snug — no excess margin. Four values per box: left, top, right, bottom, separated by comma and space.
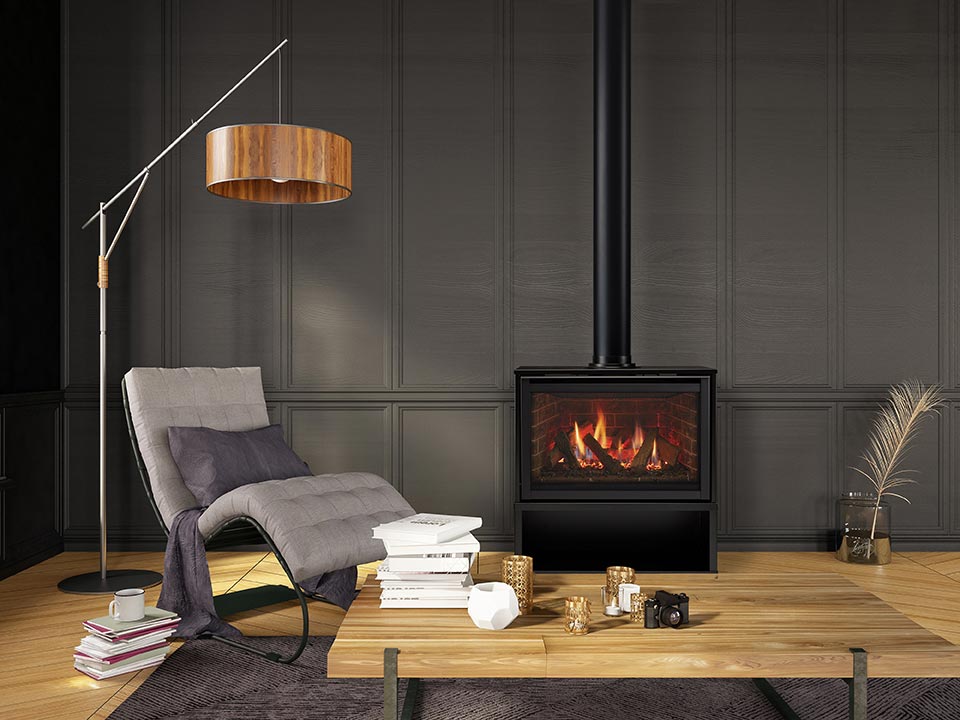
591, 0, 633, 368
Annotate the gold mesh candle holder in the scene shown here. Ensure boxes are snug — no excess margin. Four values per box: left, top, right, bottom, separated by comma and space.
605, 566, 635, 606
630, 592, 649, 623
564, 596, 592, 635
501, 555, 534, 614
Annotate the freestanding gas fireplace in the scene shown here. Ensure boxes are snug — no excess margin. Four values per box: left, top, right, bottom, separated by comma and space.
514, 0, 717, 572
515, 368, 717, 572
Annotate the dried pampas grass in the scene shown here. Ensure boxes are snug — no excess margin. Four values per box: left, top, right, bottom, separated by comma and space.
851, 380, 943, 552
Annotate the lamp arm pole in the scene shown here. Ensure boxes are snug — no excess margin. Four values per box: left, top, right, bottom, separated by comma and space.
106, 171, 151, 260
93, 171, 148, 580
80, 37, 288, 231
98, 206, 107, 580
82, 37, 287, 583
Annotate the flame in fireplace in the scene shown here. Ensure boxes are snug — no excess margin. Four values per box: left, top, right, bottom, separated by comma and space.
595, 410, 608, 448
572, 421, 588, 460
539, 395, 699, 479
563, 410, 673, 471
646, 438, 662, 471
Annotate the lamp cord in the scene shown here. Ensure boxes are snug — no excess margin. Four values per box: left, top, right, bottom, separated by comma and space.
278, 44, 282, 124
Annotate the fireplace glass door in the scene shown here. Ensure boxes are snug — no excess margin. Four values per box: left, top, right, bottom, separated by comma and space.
519, 377, 711, 500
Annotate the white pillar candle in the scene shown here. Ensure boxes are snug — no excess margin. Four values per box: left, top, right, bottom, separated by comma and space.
618, 583, 641, 612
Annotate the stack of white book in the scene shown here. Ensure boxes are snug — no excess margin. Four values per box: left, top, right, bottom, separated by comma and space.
73, 607, 179, 680
373, 513, 482, 609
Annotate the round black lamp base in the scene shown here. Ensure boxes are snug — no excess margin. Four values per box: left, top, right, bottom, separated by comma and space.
58, 569, 163, 595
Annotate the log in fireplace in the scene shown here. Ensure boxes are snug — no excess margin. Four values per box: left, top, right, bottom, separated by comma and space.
514, 0, 717, 572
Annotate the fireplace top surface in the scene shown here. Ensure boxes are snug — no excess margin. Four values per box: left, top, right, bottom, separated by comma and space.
516, 366, 716, 379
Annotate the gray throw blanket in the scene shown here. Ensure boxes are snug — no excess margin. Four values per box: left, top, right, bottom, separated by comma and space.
158, 508, 358, 639
299, 566, 358, 608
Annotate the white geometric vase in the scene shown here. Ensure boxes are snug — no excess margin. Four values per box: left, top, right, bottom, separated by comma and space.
467, 582, 520, 630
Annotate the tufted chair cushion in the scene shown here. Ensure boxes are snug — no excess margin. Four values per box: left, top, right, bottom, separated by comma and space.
198, 471, 414, 581
125, 367, 271, 529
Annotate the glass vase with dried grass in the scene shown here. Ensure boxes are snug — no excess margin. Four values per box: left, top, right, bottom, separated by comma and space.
838, 380, 942, 565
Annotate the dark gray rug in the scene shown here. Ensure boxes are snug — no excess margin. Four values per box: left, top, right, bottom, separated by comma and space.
110, 637, 960, 719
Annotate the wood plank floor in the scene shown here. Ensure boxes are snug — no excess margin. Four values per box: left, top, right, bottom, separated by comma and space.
1, 551, 958, 718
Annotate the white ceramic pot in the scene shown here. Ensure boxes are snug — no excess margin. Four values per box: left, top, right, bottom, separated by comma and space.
467, 582, 520, 630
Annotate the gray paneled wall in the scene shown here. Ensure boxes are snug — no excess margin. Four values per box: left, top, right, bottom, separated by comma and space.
290, 0, 392, 390
63, 0, 959, 550
733, 0, 832, 388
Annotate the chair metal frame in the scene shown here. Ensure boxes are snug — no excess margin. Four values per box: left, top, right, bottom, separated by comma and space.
121, 378, 324, 664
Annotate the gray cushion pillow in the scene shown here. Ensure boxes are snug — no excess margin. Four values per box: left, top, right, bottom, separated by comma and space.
167, 424, 311, 507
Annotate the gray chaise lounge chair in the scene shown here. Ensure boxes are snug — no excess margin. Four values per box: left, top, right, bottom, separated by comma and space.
121, 366, 414, 663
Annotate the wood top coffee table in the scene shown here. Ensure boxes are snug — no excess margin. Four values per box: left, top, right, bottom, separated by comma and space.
328, 571, 960, 720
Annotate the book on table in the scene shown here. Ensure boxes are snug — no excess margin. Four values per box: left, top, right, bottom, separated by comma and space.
379, 576, 474, 588
379, 597, 470, 609
375, 569, 473, 584
372, 514, 482, 545
380, 582, 474, 600
381, 532, 480, 556
378, 553, 474, 574
379, 581, 473, 596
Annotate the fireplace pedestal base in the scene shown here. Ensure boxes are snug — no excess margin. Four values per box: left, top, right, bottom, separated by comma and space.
515, 502, 717, 573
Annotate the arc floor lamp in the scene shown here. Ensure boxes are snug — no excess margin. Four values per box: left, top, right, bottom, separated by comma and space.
59, 38, 351, 594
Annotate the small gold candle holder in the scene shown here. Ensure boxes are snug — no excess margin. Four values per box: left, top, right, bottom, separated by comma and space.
564, 596, 592, 635
605, 566, 635, 606
501, 555, 534, 614
630, 592, 648, 623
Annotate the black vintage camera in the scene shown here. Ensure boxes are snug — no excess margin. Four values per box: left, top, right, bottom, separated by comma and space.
643, 590, 689, 629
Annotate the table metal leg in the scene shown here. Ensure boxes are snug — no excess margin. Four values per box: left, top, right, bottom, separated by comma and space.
401, 678, 420, 720
845, 648, 867, 720
384, 648, 398, 720
383, 648, 420, 720
752, 678, 803, 720
755, 648, 868, 720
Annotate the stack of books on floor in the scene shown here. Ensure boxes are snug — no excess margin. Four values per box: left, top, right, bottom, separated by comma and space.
373, 513, 482, 609
74, 607, 180, 680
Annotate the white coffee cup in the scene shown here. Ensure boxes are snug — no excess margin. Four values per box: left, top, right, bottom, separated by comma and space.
109, 588, 145, 622
618, 583, 641, 612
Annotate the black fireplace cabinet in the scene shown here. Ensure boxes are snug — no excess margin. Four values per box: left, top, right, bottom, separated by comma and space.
515, 367, 718, 573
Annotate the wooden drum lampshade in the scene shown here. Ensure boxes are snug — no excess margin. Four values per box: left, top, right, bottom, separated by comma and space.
206, 123, 352, 204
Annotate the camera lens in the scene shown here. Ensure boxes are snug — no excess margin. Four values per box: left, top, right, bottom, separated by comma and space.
659, 606, 683, 628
